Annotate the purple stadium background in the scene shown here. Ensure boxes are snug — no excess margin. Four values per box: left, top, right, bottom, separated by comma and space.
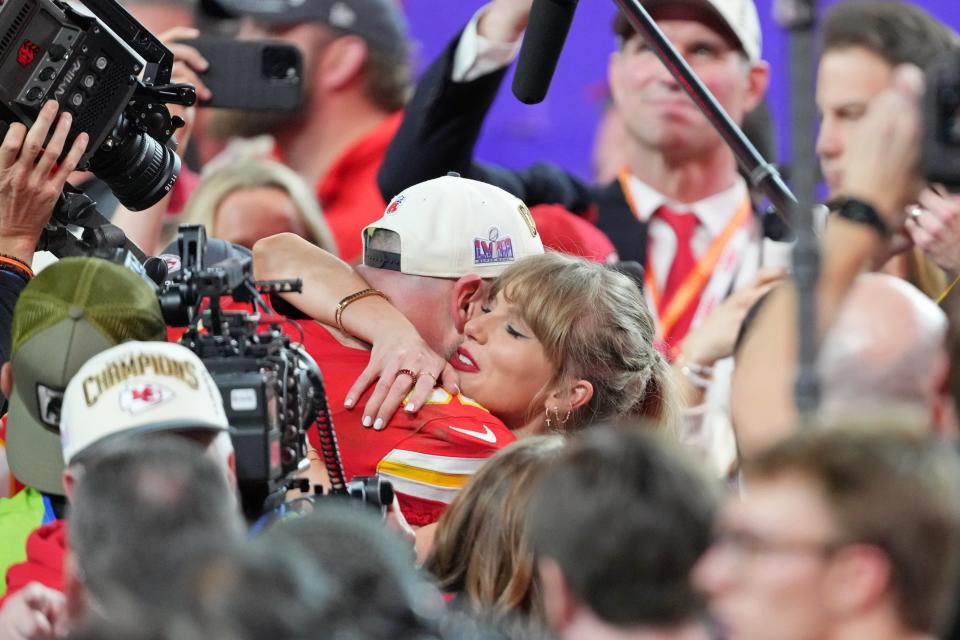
401, 0, 960, 181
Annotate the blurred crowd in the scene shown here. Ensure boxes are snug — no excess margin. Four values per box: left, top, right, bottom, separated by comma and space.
1, 0, 960, 638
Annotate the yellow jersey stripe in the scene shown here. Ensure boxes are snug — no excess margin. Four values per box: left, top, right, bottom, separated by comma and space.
382, 449, 490, 475
378, 473, 461, 504
376, 459, 472, 489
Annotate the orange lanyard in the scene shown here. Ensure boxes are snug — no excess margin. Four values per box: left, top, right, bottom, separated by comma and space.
618, 170, 753, 340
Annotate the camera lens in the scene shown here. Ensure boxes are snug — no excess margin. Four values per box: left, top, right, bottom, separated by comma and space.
88, 117, 180, 211
262, 45, 300, 82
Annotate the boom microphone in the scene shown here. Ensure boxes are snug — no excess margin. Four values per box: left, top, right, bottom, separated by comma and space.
511, 0, 579, 104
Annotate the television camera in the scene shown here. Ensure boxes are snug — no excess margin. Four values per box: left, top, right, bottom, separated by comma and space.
148, 225, 393, 521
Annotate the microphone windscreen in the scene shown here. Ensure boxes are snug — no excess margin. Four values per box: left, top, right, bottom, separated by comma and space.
511, 0, 578, 105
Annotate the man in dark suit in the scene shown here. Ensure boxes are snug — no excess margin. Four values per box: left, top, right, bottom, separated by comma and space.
378, 0, 785, 354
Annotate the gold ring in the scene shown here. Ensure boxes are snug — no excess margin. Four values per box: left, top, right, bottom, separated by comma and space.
421, 371, 438, 383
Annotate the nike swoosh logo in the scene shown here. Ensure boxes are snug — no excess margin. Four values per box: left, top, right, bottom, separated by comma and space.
449, 424, 497, 444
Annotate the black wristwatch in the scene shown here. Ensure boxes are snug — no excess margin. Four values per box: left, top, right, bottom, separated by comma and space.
832, 198, 891, 238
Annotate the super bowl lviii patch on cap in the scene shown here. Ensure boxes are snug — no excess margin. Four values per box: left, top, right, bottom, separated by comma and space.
59, 341, 229, 466
474, 226, 515, 265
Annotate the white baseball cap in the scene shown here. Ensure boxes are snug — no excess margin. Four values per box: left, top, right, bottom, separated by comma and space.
640, 0, 762, 62
60, 341, 229, 465
363, 175, 545, 279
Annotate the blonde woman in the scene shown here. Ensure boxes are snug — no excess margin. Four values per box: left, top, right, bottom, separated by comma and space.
177, 159, 337, 253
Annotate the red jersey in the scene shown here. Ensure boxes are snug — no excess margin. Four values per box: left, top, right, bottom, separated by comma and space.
302, 322, 515, 526
314, 112, 403, 263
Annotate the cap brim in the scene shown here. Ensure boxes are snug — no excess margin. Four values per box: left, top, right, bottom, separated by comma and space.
207, 0, 322, 24
639, 0, 748, 55
6, 393, 66, 496
68, 419, 230, 466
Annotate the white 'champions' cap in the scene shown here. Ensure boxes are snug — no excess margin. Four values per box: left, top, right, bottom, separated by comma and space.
60, 341, 229, 465
362, 175, 545, 278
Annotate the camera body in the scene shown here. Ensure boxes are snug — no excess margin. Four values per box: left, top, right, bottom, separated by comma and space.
158, 226, 313, 519
0, 0, 193, 210
181, 320, 318, 521
156, 226, 392, 521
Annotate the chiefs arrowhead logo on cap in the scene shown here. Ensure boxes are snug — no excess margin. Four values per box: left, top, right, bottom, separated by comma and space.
119, 382, 174, 415
385, 194, 405, 214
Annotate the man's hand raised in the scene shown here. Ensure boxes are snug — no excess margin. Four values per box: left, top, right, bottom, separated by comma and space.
840, 65, 925, 232
0, 100, 88, 265
905, 186, 960, 274
161, 27, 210, 150
478, 0, 535, 43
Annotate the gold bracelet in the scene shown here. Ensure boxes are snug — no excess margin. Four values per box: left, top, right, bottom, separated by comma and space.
335, 288, 389, 335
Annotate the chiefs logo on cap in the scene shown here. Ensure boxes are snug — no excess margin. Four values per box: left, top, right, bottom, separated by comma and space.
385, 195, 405, 214
119, 382, 174, 415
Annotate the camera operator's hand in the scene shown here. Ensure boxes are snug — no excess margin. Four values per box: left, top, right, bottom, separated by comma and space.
840, 65, 925, 233
905, 186, 960, 274
162, 27, 210, 150
352, 334, 460, 432
0, 101, 88, 265
0, 582, 69, 640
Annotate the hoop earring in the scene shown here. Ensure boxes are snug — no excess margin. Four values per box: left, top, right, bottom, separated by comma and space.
545, 406, 571, 430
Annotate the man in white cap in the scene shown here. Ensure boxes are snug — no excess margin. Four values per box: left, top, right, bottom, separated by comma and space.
375, 0, 787, 475
380, 0, 780, 352
0, 341, 234, 632
254, 174, 544, 536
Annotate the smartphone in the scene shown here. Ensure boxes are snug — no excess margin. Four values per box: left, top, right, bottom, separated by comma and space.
175, 36, 303, 111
